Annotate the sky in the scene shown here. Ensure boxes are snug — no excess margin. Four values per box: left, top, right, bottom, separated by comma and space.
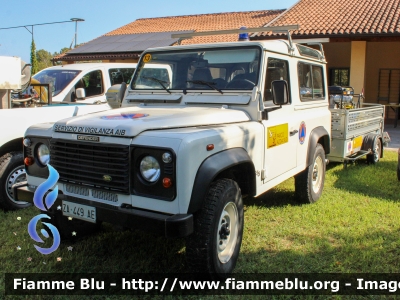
0, 0, 298, 63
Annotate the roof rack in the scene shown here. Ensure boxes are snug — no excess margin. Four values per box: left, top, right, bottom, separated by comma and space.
171, 25, 300, 54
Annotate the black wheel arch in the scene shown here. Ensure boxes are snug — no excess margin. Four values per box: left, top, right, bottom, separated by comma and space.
187, 148, 256, 214
0, 138, 23, 158
306, 127, 330, 167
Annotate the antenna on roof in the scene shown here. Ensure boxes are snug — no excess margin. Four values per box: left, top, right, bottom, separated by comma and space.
172, 25, 299, 47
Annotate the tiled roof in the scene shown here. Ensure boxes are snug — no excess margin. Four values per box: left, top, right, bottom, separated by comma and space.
53, 52, 140, 62
254, 0, 400, 37
105, 10, 285, 44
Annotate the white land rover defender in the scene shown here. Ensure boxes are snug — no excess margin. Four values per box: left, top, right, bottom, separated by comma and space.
18, 28, 332, 275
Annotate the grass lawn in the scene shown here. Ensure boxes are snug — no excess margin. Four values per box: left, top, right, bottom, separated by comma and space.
1, 150, 399, 299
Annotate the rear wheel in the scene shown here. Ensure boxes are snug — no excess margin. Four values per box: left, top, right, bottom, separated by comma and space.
295, 143, 326, 203
186, 179, 244, 277
0, 152, 30, 210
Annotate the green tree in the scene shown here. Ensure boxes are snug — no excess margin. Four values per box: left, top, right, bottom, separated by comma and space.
36, 49, 53, 71
60, 47, 71, 54
52, 47, 69, 65
52, 44, 85, 65
30, 39, 39, 74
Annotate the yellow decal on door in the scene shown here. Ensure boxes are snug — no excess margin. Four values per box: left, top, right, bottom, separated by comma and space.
267, 124, 288, 149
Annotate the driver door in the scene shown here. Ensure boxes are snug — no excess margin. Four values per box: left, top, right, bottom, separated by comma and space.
262, 57, 298, 182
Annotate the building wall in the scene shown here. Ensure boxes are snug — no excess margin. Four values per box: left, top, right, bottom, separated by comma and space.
365, 42, 400, 121
323, 41, 400, 122
324, 42, 351, 69
349, 41, 367, 95
365, 42, 400, 101
322, 42, 351, 92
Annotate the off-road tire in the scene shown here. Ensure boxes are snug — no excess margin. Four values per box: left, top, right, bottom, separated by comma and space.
0, 152, 31, 210
367, 138, 381, 164
186, 179, 244, 278
295, 143, 326, 203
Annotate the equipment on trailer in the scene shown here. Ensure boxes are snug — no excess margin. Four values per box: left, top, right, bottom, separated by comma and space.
328, 86, 390, 166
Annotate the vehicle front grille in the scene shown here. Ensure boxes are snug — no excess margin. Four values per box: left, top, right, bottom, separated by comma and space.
50, 139, 130, 194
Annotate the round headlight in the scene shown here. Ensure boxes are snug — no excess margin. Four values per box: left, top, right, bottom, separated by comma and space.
23, 138, 32, 147
162, 152, 172, 163
37, 144, 50, 166
140, 156, 160, 183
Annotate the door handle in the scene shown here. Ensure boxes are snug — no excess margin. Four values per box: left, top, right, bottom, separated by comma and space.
290, 130, 298, 136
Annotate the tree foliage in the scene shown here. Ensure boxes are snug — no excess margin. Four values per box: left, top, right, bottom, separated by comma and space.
31, 45, 84, 71
30, 39, 39, 74
59, 47, 71, 55
36, 49, 53, 71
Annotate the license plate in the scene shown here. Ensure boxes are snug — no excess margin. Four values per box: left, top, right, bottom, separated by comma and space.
62, 201, 96, 223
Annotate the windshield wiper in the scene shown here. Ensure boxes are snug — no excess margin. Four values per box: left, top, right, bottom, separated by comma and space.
141, 76, 171, 94
187, 80, 223, 94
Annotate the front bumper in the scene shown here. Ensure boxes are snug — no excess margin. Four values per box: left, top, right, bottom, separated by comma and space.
14, 183, 193, 238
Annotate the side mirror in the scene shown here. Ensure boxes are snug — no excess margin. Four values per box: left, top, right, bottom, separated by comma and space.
117, 82, 127, 105
272, 80, 289, 106
105, 83, 126, 109
76, 88, 86, 100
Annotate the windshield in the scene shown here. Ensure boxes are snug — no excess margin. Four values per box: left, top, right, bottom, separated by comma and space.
33, 69, 81, 97
131, 46, 261, 92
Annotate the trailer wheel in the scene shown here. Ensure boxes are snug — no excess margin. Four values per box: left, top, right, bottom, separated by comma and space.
0, 152, 31, 210
186, 179, 243, 277
295, 143, 326, 203
367, 138, 381, 164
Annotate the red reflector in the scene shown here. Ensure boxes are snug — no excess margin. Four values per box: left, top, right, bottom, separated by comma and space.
163, 177, 172, 188
206, 144, 214, 151
24, 157, 34, 166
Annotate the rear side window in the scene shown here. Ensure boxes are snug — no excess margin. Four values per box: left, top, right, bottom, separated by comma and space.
298, 62, 325, 100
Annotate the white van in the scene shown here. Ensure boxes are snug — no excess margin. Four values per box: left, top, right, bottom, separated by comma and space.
32, 63, 136, 104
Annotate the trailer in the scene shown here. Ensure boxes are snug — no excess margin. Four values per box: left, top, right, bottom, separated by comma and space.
327, 86, 390, 165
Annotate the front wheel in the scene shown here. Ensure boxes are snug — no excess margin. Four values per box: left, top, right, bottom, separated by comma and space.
295, 143, 326, 203
0, 152, 31, 210
186, 179, 244, 277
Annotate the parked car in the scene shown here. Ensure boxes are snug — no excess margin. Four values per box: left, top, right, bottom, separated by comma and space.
0, 63, 137, 210
0, 103, 113, 210
31, 63, 136, 104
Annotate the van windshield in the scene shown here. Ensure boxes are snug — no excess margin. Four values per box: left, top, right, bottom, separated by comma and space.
131, 46, 261, 92
33, 69, 81, 97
